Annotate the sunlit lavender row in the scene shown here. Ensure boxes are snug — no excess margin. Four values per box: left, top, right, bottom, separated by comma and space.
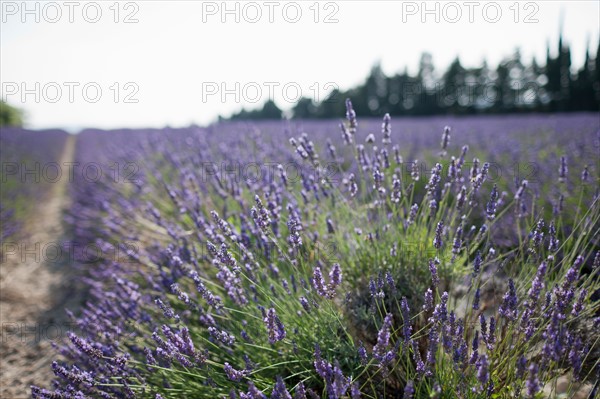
25, 105, 599, 398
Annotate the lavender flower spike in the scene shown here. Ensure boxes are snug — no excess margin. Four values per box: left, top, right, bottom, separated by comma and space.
428, 258, 440, 287
558, 155, 568, 182
441, 125, 451, 151
224, 362, 247, 382
264, 308, 286, 344
433, 221, 444, 249
382, 113, 392, 145
345, 99, 357, 135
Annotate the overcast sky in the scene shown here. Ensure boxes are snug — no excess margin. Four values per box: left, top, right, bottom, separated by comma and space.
1, 0, 599, 131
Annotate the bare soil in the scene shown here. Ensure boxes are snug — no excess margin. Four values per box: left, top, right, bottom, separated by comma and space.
0, 135, 83, 398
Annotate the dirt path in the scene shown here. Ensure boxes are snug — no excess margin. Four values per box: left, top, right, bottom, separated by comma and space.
0, 135, 81, 398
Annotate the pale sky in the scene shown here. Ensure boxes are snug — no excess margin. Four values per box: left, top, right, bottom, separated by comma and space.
1, 0, 599, 131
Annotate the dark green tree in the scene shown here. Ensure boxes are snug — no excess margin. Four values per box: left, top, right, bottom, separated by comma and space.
0, 100, 24, 126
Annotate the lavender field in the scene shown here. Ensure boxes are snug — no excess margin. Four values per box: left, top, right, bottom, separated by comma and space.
1, 108, 598, 398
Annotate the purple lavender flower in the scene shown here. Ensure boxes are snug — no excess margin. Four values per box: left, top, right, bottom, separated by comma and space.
470, 330, 479, 364
441, 126, 451, 151
345, 99, 357, 135
299, 297, 310, 313
208, 327, 235, 346
340, 123, 352, 145
572, 289, 587, 316
526, 363, 540, 398
457, 185, 467, 209
430, 292, 448, 324
457, 144, 468, 170
423, 288, 434, 311
329, 361, 351, 398
373, 313, 394, 365
407, 203, 418, 226
401, 297, 412, 343
452, 224, 463, 254
425, 324, 439, 368
499, 279, 518, 320
350, 383, 361, 399
272, 376, 292, 399
480, 313, 488, 341
429, 258, 440, 287
381, 148, 391, 169
246, 381, 267, 399
426, 163, 443, 196
386, 271, 396, 294
558, 155, 568, 182
190, 270, 222, 308
581, 164, 589, 183
329, 263, 342, 291
411, 161, 420, 181
382, 113, 392, 145
393, 144, 402, 164
224, 362, 247, 382
312, 264, 342, 299
403, 380, 415, 398
433, 221, 444, 249
312, 266, 328, 297
252, 195, 271, 231
313, 343, 329, 378
487, 316, 496, 349
470, 158, 480, 181
294, 382, 306, 399
67, 332, 102, 359
264, 308, 286, 344
410, 341, 427, 377
429, 199, 438, 217
448, 157, 458, 181
155, 298, 180, 322
476, 354, 489, 388
531, 219, 545, 249
569, 337, 584, 379
528, 261, 547, 306
515, 179, 528, 200
472, 251, 482, 278
357, 341, 368, 365
548, 220, 559, 252
344, 173, 358, 197
486, 184, 499, 220
516, 356, 527, 376
51, 361, 94, 388
473, 287, 481, 310
391, 174, 402, 203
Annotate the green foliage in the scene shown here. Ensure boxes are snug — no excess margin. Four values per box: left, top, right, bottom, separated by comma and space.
0, 100, 24, 127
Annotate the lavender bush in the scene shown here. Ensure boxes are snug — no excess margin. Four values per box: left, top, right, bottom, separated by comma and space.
32, 104, 599, 398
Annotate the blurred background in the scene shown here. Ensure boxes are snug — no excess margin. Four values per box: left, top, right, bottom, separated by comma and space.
1, 0, 599, 131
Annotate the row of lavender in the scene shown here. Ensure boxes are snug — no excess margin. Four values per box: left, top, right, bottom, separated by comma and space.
0, 128, 69, 242
33, 109, 599, 398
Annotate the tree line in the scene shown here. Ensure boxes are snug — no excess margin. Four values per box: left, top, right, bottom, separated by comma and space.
225, 34, 599, 121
